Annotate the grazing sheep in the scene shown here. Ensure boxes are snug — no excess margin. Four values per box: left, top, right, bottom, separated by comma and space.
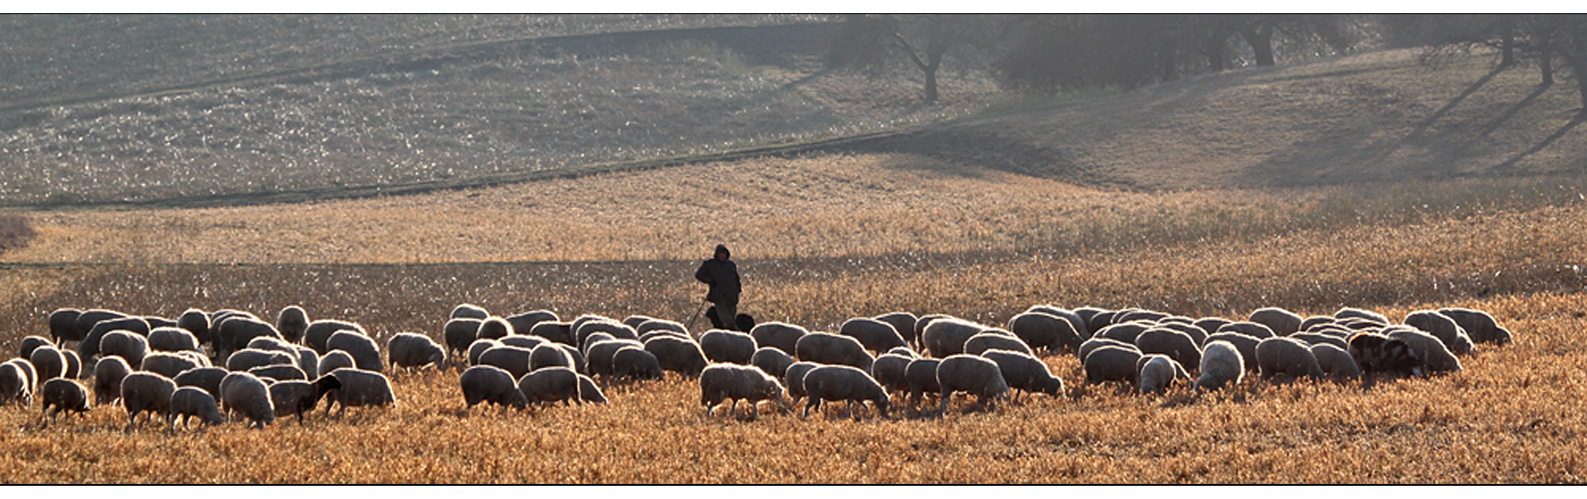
1299, 315, 1337, 332
472, 317, 514, 341
1158, 316, 1194, 325
903, 358, 942, 407
1385, 327, 1462, 374
581, 333, 617, 356
1083, 346, 1143, 384
225, 349, 296, 373
1025, 305, 1091, 342
291, 346, 320, 380
327, 331, 384, 372
575, 319, 638, 348
1194, 341, 1245, 390
458, 365, 527, 410
1348, 332, 1424, 377
1072, 306, 1107, 329
1249, 307, 1303, 336
1078, 337, 1138, 363
1216, 322, 1275, 339
506, 310, 560, 339
98, 330, 149, 369
838, 318, 908, 353
1202, 332, 1261, 371
528, 321, 576, 347
71, 309, 127, 345
250, 364, 308, 382
1290, 333, 1350, 351
577, 375, 607, 404
529, 344, 574, 372
318, 350, 358, 376
1437, 308, 1514, 345
643, 336, 708, 377
751, 347, 796, 382
802, 365, 888, 419
48, 308, 84, 345
451, 304, 490, 320
700, 329, 758, 365
270, 375, 343, 423
325, 369, 396, 416
749, 322, 808, 355
144, 316, 178, 330
1156, 321, 1209, 347
387, 333, 446, 371
1334, 307, 1389, 325
79, 316, 149, 361
176, 308, 212, 347
936, 355, 1009, 414
700, 363, 786, 418
119, 371, 176, 429
1137, 355, 1190, 395
30, 346, 67, 381
886, 346, 919, 359
247, 336, 299, 357
220, 372, 275, 429
40, 378, 91, 427
1115, 309, 1168, 324
921, 318, 986, 358
1404, 311, 1475, 355
6, 358, 37, 390
963, 332, 1033, 357
1006, 312, 1080, 353
873, 312, 920, 350
913, 314, 952, 350
477, 346, 535, 380
517, 367, 579, 407
213, 316, 280, 360
1093, 322, 1152, 344
1083, 309, 1118, 337
463, 339, 500, 367
638, 329, 691, 345
1310, 325, 1354, 338
1339, 317, 1388, 330
147, 327, 200, 354
588, 339, 644, 377
443, 318, 484, 362
1193, 318, 1233, 338
1134, 328, 1202, 371
92, 356, 132, 406
794, 332, 875, 371
169, 387, 226, 429
19, 335, 54, 360
634, 318, 688, 339
621, 315, 656, 330
783, 361, 821, 406
869, 353, 914, 394
62, 350, 82, 379
303, 320, 366, 355
611, 346, 665, 381
1, 361, 31, 407
174, 367, 228, 400
1310, 343, 1362, 380
981, 349, 1064, 401
1256, 337, 1325, 381
500, 335, 547, 350
276, 306, 310, 344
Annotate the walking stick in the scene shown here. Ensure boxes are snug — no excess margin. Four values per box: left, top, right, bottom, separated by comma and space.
685, 298, 709, 332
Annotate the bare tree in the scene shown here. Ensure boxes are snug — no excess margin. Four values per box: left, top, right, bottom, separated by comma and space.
826, 14, 1002, 102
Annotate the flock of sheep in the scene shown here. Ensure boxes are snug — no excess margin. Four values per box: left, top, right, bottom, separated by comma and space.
0, 300, 1515, 429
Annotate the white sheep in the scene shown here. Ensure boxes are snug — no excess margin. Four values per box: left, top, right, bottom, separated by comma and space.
303, 319, 366, 355
325, 369, 396, 416
1194, 340, 1245, 390
276, 306, 310, 344
62, 349, 82, 379
99, 330, 149, 369
250, 364, 308, 382
1134, 327, 1202, 372
443, 318, 484, 363
1024, 305, 1091, 343
935, 354, 1008, 414
1078, 337, 1137, 362
48, 308, 83, 345
1403, 310, 1475, 355
40, 378, 91, 427
801, 364, 888, 420
477, 346, 534, 380
458, 365, 527, 410
1310, 343, 1362, 380
611, 346, 664, 381
634, 318, 688, 339
921, 318, 986, 358
873, 312, 920, 350
1093, 322, 1152, 344
838, 318, 908, 353
644, 335, 709, 377
529, 343, 574, 372
980, 349, 1064, 401
318, 349, 358, 376
581, 333, 617, 356
1248, 307, 1303, 336
220, 372, 275, 429
869, 352, 914, 394
176, 309, 212, 347
29, 346, 67, 381
1006, 311, 1081, 353
1384, 327, 1462, 374
19, 335, 54, 360
574, 320, 638, 349
169, 386, 227, 429
793, 332, 874, 372
962, 332, 1033, 357
147, 327, 200, 353
751, 347, 796, 381
517, 366, 579, 407
527, 321, 576, 347
474, 317, 514, 341
1193, 317, 1233, 337
327, 331, 384, 372
173, 366, 228, 401
699, 329, 758, 365
506, 310, 560, 340
1202, 332, 1261, 371
588, 339, 644, 377
903, 358, 942, 408
1137, 355, 1189, 395
1083, 345, 1143, 384
749, 321, 808, 355
92, 356, 132, 406
225, 349, 296, 373
1334, 307, 1389, 325
1256, 337, 1325, 381
1215, 322, 1276, 339
387, 332, 446, 371
270, 375, 344, 423
500, 335, 548, 351
1437, 308, 1514, 345
119, 371, 176, 430
782, 361, 821, 406
700, 363, 786, 419
213, 316, 278, 359
1, 361, 31, 407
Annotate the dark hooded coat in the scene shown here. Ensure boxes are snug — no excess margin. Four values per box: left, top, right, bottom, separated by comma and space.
695, 244, 741, 307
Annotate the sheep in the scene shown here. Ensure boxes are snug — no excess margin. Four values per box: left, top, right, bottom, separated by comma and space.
30, 346, 67, 381
1334, 307, 1389, 325
220, 372, 275, 429
700, 363, 786, 418
935, 354, 1008, 414
48, 308, 83, 345
1202, 332, 1262, 371
62, 350, 82, 379
638, 328, 691, 345
569, 314, 613, 337
1006, 312, 1080, 353
581, 333, 617, 356
19, 335, 54, 360
1083, 345, 1143, 384
6, 358, 37, 391
250, 364, 308, 382
1194, 341, 1245, 390
477, 346, 535, 380
921, 318, 986, 358
451, 303, 490, 320
92, 356, 132, 406
611, 346, 665, 381
980, 349, 1064, 401
459, 365, 527, 410
575, 319, 638, 348
1216, 321, 1276, 339
783, 361, 820, 406
903, 358, 942, 407
621, 315, 656, 330
1156, 321, 1209, 347
1193, 318, 1233, 338
1437, 308, 1514, 345
77, 316, 147, 361
276, 306, 310, 344
468, 317, 513, 342
270, 375, 343, 423
1403, 310, 1475, 356
751, 347, 796, 382
225, 349, 296, 373
1082, 309, 1118, 337
517, 367, 579, 407
325, 369, 396, 416
529, 343, 574, 372
527, 321, 576, 347
837, 318, 908, 353
506, 310, 560, 339
1348, 332, 1424, 377
387, 332, 446, 372
119, 371, 176, 430
1384, 327, 1462, 374
1, 361, 31, 407
147, 327, 200, 354
873, 312, 920, 350
71, 309, 127, 346
247, 336, 299, 357
1024, 305, 1091, 341
174, 367, 228, 400
912, 314, 952, 349
327, 331, 384, 372
303, 319, 366, 355
802, 365, 888, 420
700, 329, 758, 365
1137, 355, 1190, 395
869, 352, 914, 394
1115, 309, 1168, 323
1256, 337, 1326, 381
145, 316, 178, 330
794, 332, 875, 371
169, 387, 226, 429
644, 335, 709, 377
1310, 343, 1362, 381
577, 374, 607, 404
99, 330, 149, 369
443, 318, 484, 362
1135, 328, 1202, 371
588, 339, 643, 377
963, 332, 1034, 357
749, 322, 807, 355
1093, 322, 1152, 344
213, 316, 280, 359
40, 378, 90, 427
500, 335, 547, 350
1339, 317, 1388, 330
176, 308, 212, 347
1159, 316, 1194, 324
1078, 337, 1138, 363
1248, 307, 1303, 336
1299, 315, 1337, 332
634, 318, 688, 338
318, 349, 358, 376
1072, 306, 1107, 330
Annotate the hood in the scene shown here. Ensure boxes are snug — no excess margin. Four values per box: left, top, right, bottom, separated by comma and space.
715, 244, 731, 260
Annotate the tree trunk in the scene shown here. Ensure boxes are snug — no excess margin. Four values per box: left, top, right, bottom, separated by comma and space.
1242, 27, 1276, 67
1541, 44, 1554, 86
922, 65, 939, 102
1499, 19, 1516, 66
1205, 34, 1227, 72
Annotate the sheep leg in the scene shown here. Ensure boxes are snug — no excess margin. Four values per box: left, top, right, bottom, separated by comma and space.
841, 401, 852, 419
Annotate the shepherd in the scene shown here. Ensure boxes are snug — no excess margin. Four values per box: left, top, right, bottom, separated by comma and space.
695, 244, 743, 331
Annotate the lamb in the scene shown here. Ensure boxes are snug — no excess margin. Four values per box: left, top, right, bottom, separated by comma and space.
611, 346, 665, 381
119, 371, 176, 430
749, 322, 808, 355
477, 346, 535, 380
903, 358, 942, 407
213, 316, 280, 359
451, 303, 490, 320
1193, 341, 1245, 390
40, 378, 91, 427
1135, 327, 1202, 371
751, 347, 796, 381
700, 363, 786, 418
1083, 345, 1143, 384
173, 367, 229, 400
980, 349, 1064, 401
783, 361, 821, 406
48, 308, 84, 345
458, 365, 527, 410
1403, 310, 1475, 355
220, 372, 275, 429
98, 330, 149, 369
177, 308, 212, 347
935, 354, 1008, 414
869, 352, 914, 394
30, 346, 67, 381
838, 318, 908, 353
921, 318, 986, 358
873, 312, 920, 350
644, 335, 709, 377
1348, 332, 1424, 377
588, 339, 644, 377
19, 335, 54, 360
92, 356, 132, 406
325, 369, 396, 416
270, 375, 344, 423
1137, 355, 1189, 395
327, 331, 384, 372
1216, 322, 1275, 339
1248, 307, 1303, 336
387, 332, 446, 371
1093, 322, 1152, 344
1334, 307, 1390, 325
318, 350, 358, 376
250, 364, 308, 382
169, 387, 226, 429
1256, 337, 1325, 381
276, 306, 310, 344
1006, 312, 1081, 353
529, 343, 574, 372
1310, 343, 1362, 380
527, 321, 576, 347
517, 366, 580, 406
1201, 332, 1261, 371
700, 329, 758, 365
1437, 308, 1514, 345
1078, 337, 1137, 362
1384, 327, 1462, 374
794, 332, 875, 371
443, 318, 484, 362
1, 361, 31, 407
802, 365, 888, 419
303, 319, 366, 355
225, 349, 297, 373
963, 332, 1033, 356
147, 327, 200, 353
